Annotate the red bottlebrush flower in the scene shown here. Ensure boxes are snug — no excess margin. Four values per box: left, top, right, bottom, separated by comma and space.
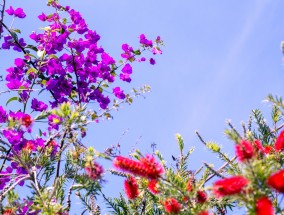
267, 169, 284, 193
148, 179, 159, 194
213, 176, 249, 197
3, 209, 13, 215
164, 198, 182, 214
85, 161, 104, 180
256, 197, 274, 215
275, 130, 284, 151
124, 177, 139, 199
198, 211, 210, 215
139, 155, 164, 179
196, 190, 207, 204
114, 156, 145, 175
113, 155, 164, 179
253, 140, 265, 154
235, 140, 254, 162
264, 146, 273, 154
186, 178, 193, 192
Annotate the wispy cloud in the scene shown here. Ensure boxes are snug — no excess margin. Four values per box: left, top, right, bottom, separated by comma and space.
185, 0, 271, 130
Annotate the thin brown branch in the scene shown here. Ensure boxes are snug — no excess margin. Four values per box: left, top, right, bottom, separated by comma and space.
0, 0, 6, 41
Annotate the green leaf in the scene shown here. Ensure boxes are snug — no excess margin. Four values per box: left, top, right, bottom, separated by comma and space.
26, 45, 38, 52
11, 28, 21, 34
6, 96, 19, 106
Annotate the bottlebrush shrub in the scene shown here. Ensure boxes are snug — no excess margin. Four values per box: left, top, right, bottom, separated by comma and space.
106, 103, 284, 214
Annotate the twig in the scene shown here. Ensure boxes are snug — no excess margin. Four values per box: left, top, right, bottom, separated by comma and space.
0, 174, 30, 200
204, 156, 237, 183
226, 120, 242, 139
203, 162, 225, 179
0, 0, 5, 41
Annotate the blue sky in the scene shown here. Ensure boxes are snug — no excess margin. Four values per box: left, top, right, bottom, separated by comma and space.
2, 0, 284, 214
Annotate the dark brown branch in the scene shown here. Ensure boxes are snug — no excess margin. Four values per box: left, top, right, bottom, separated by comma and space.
0, 0, 6, 41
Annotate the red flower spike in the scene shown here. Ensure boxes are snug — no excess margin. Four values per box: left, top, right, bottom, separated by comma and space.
113, 155, 164, 179
235, 140, 254, 162
253, 140, 265, 154
196, 190, 207, 204
148, 179, 159, 194
114, 156, 144, 175
139, 155, 164, 179
164, 198, 182, 214
275, 130, 284, 151
267, 169, 284, 193
186, 178, 193, 192
213, 176, 249, 197
3, 209, 13, 215
264, 146, 273, 154
256, 197, 274, 215
124, 177, 139, 199
85, 161, 104, 180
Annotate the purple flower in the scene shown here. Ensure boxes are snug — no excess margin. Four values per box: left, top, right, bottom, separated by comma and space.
101, 52, 115, 65
31, 98, 48, 112
113, 87, 126, 99
6, 80, 23, 89
139, 34, 153, 47
121, 43, 134, 60
152, 47, 162, 55
5, 6, 14, 16
99, 96, 110, 109
3, 129, 23, 145
150, 58, 156, 65
14, 58, 25, 68
120, 73, 131, 83
13, 38, 26, 52
14, 8, 26, 18
38, 13, 47, 21
0, 106, 7, 123
122, 64, 132, 74
2, 35, 13, 50
5, 6, 26, 18
156, 36, 161, 43
48, 114, 62, 130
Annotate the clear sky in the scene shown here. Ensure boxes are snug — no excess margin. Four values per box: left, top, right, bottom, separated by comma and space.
2, 0, 284, 214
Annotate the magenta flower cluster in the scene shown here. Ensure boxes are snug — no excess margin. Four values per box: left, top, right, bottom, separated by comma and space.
2, 2, 163, 110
